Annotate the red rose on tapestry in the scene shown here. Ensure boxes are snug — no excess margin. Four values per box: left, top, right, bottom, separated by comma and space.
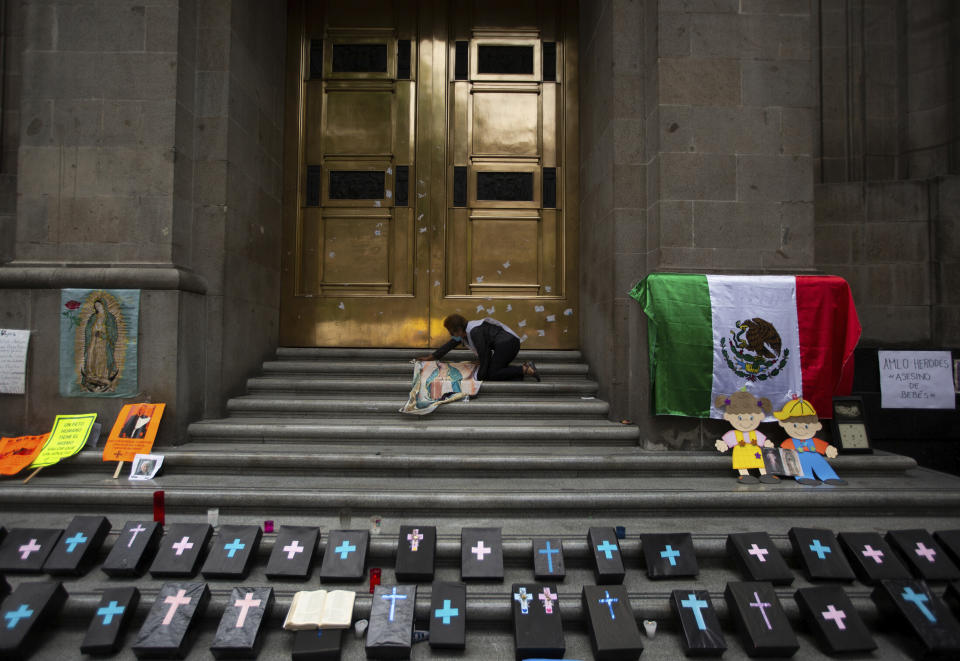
65, 300, 81, 310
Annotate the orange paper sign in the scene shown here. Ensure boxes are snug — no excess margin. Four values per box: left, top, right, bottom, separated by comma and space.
0, 434, 49, 475
102, 402, 165, 463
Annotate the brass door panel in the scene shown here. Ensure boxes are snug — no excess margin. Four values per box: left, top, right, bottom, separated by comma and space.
281, 0, 579, 348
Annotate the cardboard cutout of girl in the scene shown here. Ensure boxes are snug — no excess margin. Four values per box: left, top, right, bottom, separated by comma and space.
714, 389, 780, 484
774, 396, 846, 486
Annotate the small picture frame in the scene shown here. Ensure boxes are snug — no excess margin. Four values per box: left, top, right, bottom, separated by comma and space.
129, 453, 164, 480
831, 396, 872, 454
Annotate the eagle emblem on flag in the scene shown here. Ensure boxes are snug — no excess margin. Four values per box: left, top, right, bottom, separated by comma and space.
720, 318, 790, 381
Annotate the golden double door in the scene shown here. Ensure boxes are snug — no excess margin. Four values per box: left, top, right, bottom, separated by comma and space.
280, 0, 579, 348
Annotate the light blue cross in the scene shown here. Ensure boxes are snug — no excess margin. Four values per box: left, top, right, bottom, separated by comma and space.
434, 599, 459, 625
64, 532, 88, 553
599, 590, 618, 620
660, 545, 680, 566
539, 541, 559, 573
382, 587, 407, 622
681, 593, 709, 630
809, 539, 831, 560
224, 538, 245, 558
4, 604, 34, 629
334, 540, 357, 559
597, 540, 618, 560
97, 601, 125, 626
901, 587, 937, 623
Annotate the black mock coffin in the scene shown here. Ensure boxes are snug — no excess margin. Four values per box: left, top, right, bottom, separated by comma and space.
201, 525, 262, 579
670, 589, 726, 657
43, 515, 111, 576
460, 527, 503, 581
102, 520, 163, 577
837, 531, 911, 584
588, 527, 625, 584
264, 526, 320, 580
0, 580, 68, 660
80, 586, 140, 655
886, 529, 960, 582
872, 579, 960, 659
934, 530, 960, 566
583, 584, 643, 660
149, 523, 213, 578
533, 537, 565, 581
210, 586, 274, 659
794, 585, 876, 654
724, 581, 799, 657
132, 582, 210, 659
726, 531, 794, 585
641, 533, 698, 579
788, 527, 854, 581
366, 584, 416, 659
395, 525, 436, 582
512, 582, 564, 661
320, 529, 369, 582
429, 581, 466, 650
292, 628, 343, 660
0, 528, 63, 573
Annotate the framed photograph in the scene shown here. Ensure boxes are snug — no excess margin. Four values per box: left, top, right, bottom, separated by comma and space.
129, 453, 164, 480
831, 396, 872, 454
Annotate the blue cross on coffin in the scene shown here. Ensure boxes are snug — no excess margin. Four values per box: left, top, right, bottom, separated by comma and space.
871, 579, 960, 658
582, 585, 643, 660
724, 581, 799, 657
0, 581, 68, 660
795, 585, 876, 654
512, 583, 564, 661
149, 523, 213, 578
201, 525, 263, 580
837, 531, 911, 585
395, 525, 436, 582
641, 533, 698, 579
80, 587, 140, 655
210, 586, 274, 659
588, 527, 625, 585
43, 515, 111, 576
429, 581, 466, 650
366, 584, 416, 659
0, 528, 63, 574
886, 529, 960, 582
264, 526, 320, 581
102, 520, 163, 577
320, 529, 369, 582
670, 589, 726, 656
533, 538, 566, 580
726, 531, 794, 585
131, 582, 210, 659
788, 527, 855, 581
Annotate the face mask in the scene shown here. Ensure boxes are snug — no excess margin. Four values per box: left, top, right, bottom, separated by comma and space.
451, 335, 462, 342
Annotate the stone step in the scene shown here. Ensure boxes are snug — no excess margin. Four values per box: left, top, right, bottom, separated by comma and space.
247, 375, 601, 394
277, 347, 583, 362
261, 359, 590, 377
225, 395, 611, 418
187, 417, 640, 443
63, 446, 918, 478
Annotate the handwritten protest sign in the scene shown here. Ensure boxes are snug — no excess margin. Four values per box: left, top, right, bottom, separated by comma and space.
103, 403, 165, 463
0, 329, 30, 394
0, 434, 49, 475
879, 350, 956, 409
29, 413, 98, 468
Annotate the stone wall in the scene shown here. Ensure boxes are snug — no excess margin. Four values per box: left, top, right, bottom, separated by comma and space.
0, 0, 286, 443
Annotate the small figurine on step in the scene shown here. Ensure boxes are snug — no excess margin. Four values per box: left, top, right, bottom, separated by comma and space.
714, 389, 779, 484
774, 396, 846, 486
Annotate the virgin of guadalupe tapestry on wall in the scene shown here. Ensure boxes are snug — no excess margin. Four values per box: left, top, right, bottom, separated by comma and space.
59, 289, 140, 397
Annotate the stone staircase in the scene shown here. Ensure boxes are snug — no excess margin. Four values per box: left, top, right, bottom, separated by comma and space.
2, 348, 960, 659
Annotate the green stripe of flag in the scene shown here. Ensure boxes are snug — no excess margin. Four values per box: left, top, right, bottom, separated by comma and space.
629, 274, 714, 416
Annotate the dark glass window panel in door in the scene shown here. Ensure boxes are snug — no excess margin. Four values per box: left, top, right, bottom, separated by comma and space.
328, 171, 385, 199
309, 39, 323, 79
477, 172, 534, 202
453, 167, 467, 207
455, 42, 468, 80
477, 45, 534, 75
332, 44, 388, 73
543, 42, 556, 81
397, 40, 411, 79
306, 166, 323, 206
542, 168, 557, 208
395, 166, 409, 206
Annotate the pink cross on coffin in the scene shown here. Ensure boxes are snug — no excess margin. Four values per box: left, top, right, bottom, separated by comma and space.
162, 589, 192, 626
539, 587, 557, 614
234, 592, 262, 628
915, 542, 937, 563
18, 538, 41, 560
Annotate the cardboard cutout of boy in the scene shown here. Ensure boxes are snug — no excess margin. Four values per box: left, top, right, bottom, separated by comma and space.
714, 389, 779, 484
775, 396, 846, 486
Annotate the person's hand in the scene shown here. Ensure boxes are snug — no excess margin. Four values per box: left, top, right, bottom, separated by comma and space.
825, 445, 838, 459
715, 439, 729, 453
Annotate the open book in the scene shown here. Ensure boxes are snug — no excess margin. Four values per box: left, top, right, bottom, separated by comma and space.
283, 589, 356, 630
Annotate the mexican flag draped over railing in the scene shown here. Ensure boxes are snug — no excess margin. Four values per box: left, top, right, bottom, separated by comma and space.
629, 274, 861, 419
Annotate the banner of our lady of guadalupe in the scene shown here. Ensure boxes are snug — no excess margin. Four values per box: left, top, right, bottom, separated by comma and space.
59, 289, 140, 397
